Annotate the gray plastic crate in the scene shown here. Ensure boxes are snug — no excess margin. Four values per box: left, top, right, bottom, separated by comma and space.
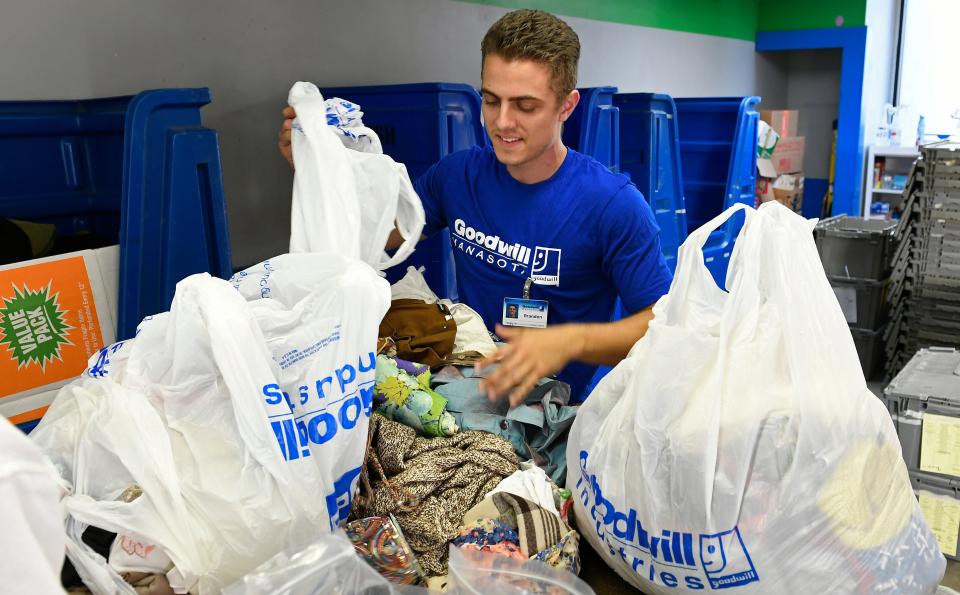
815, 216, 898, 281
852, 324, 887, 380
931, 177, 960, 194
922, 140, 960, 164
909, 470, 960, 560
927, 161, 960, 180
830, 276, 889, 330
884, 347, 960, 480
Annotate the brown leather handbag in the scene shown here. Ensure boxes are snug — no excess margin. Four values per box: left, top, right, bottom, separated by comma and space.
378, 299, 457, 369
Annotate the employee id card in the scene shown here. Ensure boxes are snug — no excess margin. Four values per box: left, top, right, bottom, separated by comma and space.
502, 297, 549, 328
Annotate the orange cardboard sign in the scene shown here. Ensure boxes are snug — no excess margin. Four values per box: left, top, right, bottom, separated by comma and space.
0, 256, 105, 399
8, 405, 50, 427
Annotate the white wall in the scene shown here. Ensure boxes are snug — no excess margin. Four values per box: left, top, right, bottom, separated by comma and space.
564, 17, 764, 96
0, 0, 767, 267
863, 0, 900, 147
754, 52, 790, 110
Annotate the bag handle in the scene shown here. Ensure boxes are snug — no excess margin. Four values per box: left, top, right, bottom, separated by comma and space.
663, 204, 755, 325
376, 163, 424, 271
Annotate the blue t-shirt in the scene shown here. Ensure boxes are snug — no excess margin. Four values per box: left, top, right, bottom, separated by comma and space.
413, 145, 672, 400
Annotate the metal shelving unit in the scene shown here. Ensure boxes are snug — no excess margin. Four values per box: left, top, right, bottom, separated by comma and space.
863, 144, 920, 219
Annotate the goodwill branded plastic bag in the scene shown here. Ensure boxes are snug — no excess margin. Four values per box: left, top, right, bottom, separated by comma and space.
31, 253, 390, 594
567, 203, 946, 594
287, 81, 424, 271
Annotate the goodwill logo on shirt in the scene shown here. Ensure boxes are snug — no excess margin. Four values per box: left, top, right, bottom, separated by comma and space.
452, 218, 561, 285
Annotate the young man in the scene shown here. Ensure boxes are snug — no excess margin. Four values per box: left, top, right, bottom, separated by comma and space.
279, 10, 672, 405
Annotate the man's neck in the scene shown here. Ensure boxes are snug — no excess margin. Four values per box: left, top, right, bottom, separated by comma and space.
506, 141, 567, 185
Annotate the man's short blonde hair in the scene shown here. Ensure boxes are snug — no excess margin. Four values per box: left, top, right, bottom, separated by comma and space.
481, 9, 581, 102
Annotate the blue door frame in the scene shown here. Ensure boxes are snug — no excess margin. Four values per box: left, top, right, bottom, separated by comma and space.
756, 27, 867, 217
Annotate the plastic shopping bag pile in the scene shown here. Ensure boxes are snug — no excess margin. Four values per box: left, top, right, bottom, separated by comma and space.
30, 83, 424, 594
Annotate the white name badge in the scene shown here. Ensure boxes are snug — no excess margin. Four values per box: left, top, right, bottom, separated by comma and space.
502, 298, 549, 328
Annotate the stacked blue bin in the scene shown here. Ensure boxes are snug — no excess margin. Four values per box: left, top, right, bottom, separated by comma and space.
613, 93, 687, 272
0, 88, 232, 341
582, 95, 756, 397
320, 83, 488, 299
568, 89, 688, 271
569, 88, 689, 316
563, 86, 619, 173
674, 96, 760, 287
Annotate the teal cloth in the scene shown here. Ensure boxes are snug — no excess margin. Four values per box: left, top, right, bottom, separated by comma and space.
432, 368, 577, 485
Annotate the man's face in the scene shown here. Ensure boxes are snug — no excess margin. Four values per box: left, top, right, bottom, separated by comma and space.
508, 304, 518, 317
480, 54, 576, 168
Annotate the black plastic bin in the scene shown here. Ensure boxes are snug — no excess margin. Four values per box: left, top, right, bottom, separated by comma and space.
815, 216, 897, 281
851, 324, 887, 380
830, 276, 889, 330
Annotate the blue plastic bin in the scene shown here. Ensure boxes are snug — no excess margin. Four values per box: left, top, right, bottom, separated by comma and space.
321, 83, 488, 299
563, 86, 619, 172
582, 96, 757, 400
575, 90, 685, 399
613, 93, 687, 271
674, 96, 760, 287
0, 88, 232, 342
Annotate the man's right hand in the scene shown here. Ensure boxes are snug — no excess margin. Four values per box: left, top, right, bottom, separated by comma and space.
278, 106, 296, 170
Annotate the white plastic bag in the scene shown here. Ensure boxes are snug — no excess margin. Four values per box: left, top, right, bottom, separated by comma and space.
224, 531, 594, 595
0, 417, 67, 595
222, 531, 412, 595
323, 96, 382, 153
31, 253, 390, 594
567, 203, 946, 594
109, 533, 172, 575
446, 543, 594, 595
288, 82, 424, 270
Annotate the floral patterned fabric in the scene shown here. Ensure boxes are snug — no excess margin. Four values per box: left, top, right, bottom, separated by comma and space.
374, 355, 458, 437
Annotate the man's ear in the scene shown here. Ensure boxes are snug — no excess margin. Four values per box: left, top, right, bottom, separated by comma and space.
559, 89, 580, 123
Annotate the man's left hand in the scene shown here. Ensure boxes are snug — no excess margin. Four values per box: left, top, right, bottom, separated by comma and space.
477, 324, 583, 407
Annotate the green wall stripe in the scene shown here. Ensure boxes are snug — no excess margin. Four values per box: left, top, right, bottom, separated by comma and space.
456, 0, 759, 41
757, 0, 866, 32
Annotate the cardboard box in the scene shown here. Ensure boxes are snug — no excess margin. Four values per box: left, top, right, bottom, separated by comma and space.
760, 109, 799, 139
757, 120, 780, 160
756, 176, 776, 207
757, 158, 778, 179
0, 246, 118, 429
772, 173, 805, 213
771, 136, 805, 174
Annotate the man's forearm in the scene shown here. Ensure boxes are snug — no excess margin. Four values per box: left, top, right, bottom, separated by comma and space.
386, 227, 427, 251
386, 227, 405, 251
564, 306, 655, 367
